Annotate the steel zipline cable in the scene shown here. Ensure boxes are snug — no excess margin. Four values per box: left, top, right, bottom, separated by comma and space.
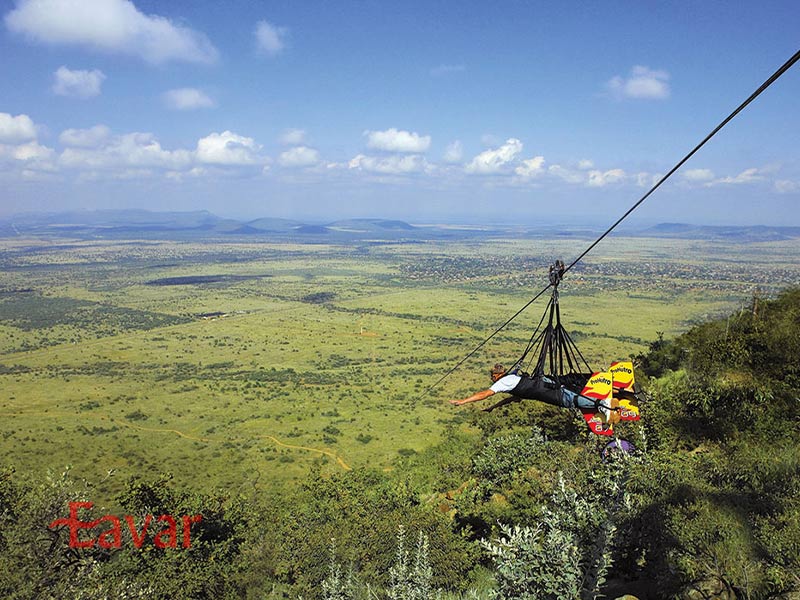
421, 47, 800, 399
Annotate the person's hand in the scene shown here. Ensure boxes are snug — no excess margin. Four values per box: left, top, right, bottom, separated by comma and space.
449, 399, 465, 406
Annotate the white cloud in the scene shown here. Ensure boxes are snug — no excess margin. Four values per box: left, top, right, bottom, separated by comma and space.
59, 125, 111, 147
578, 159, 594, 170
636, 171, 661, 188
0, 140, 54, 162
52, 66, 105, 98
348, 154, 430, 175
606, 65, 670, 100
163, 88, 215, 110
0, 112, 37, 144
443, 140, 463, 163
775, 180, 799, 194
547, 164, 628, 186
465, 138, 523, 174
514, 156, 545, 178
255, 20, 287, 56
278, 146, 320, 168
586, 168, 626, 187
166, 166, 213, 181
3, 122, 272, 180
19, 167, 56, 180
14, 141, 53, 161
430, 64, 465, 76
196, 131, 262, 165
280, 128, 306, 145
60, 132, 192, 170
709, 167, 764, 186
5, 0, 218, 65
365, 128, 431, 153
0, 113, 54, 172
548, 164, 585, 184
683, 168, 715, 182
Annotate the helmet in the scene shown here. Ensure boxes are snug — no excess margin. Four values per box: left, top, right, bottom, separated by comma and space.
601, 439, 636, 462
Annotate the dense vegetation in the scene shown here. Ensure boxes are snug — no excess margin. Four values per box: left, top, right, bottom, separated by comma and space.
2, 288, 798, 598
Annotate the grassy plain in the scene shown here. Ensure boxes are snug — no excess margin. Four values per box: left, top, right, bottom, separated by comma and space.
1, 233, 798, 506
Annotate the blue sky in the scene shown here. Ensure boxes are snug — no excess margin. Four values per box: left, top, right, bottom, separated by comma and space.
0, 0, 798, 225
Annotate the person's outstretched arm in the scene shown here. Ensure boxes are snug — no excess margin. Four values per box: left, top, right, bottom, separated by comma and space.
450, 389, 495, 406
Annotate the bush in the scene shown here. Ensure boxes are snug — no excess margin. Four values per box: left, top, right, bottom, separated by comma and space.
253, 468, 479, 598
482, 468, 625, 600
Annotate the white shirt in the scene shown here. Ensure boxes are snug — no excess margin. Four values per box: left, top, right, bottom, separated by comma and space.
490, 374, 522, 393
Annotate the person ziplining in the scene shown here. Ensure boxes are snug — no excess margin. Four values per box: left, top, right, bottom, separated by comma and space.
449, 261, 641, 437
433, 49, 800, 436
428, 50, 800, 420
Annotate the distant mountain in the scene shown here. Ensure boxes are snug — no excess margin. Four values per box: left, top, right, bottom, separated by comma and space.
2, 209, 229, 238
644, 223, 696, 235
225, 225, 265, 235
5, 210, 796, 244
0, 210, 424, 240
326, 218, 416, 233
211, 219, 252, 233
640, 223, 800, 242
244, 218, 303, 233
295, 225, 331, 234
10, 209, 223, 229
